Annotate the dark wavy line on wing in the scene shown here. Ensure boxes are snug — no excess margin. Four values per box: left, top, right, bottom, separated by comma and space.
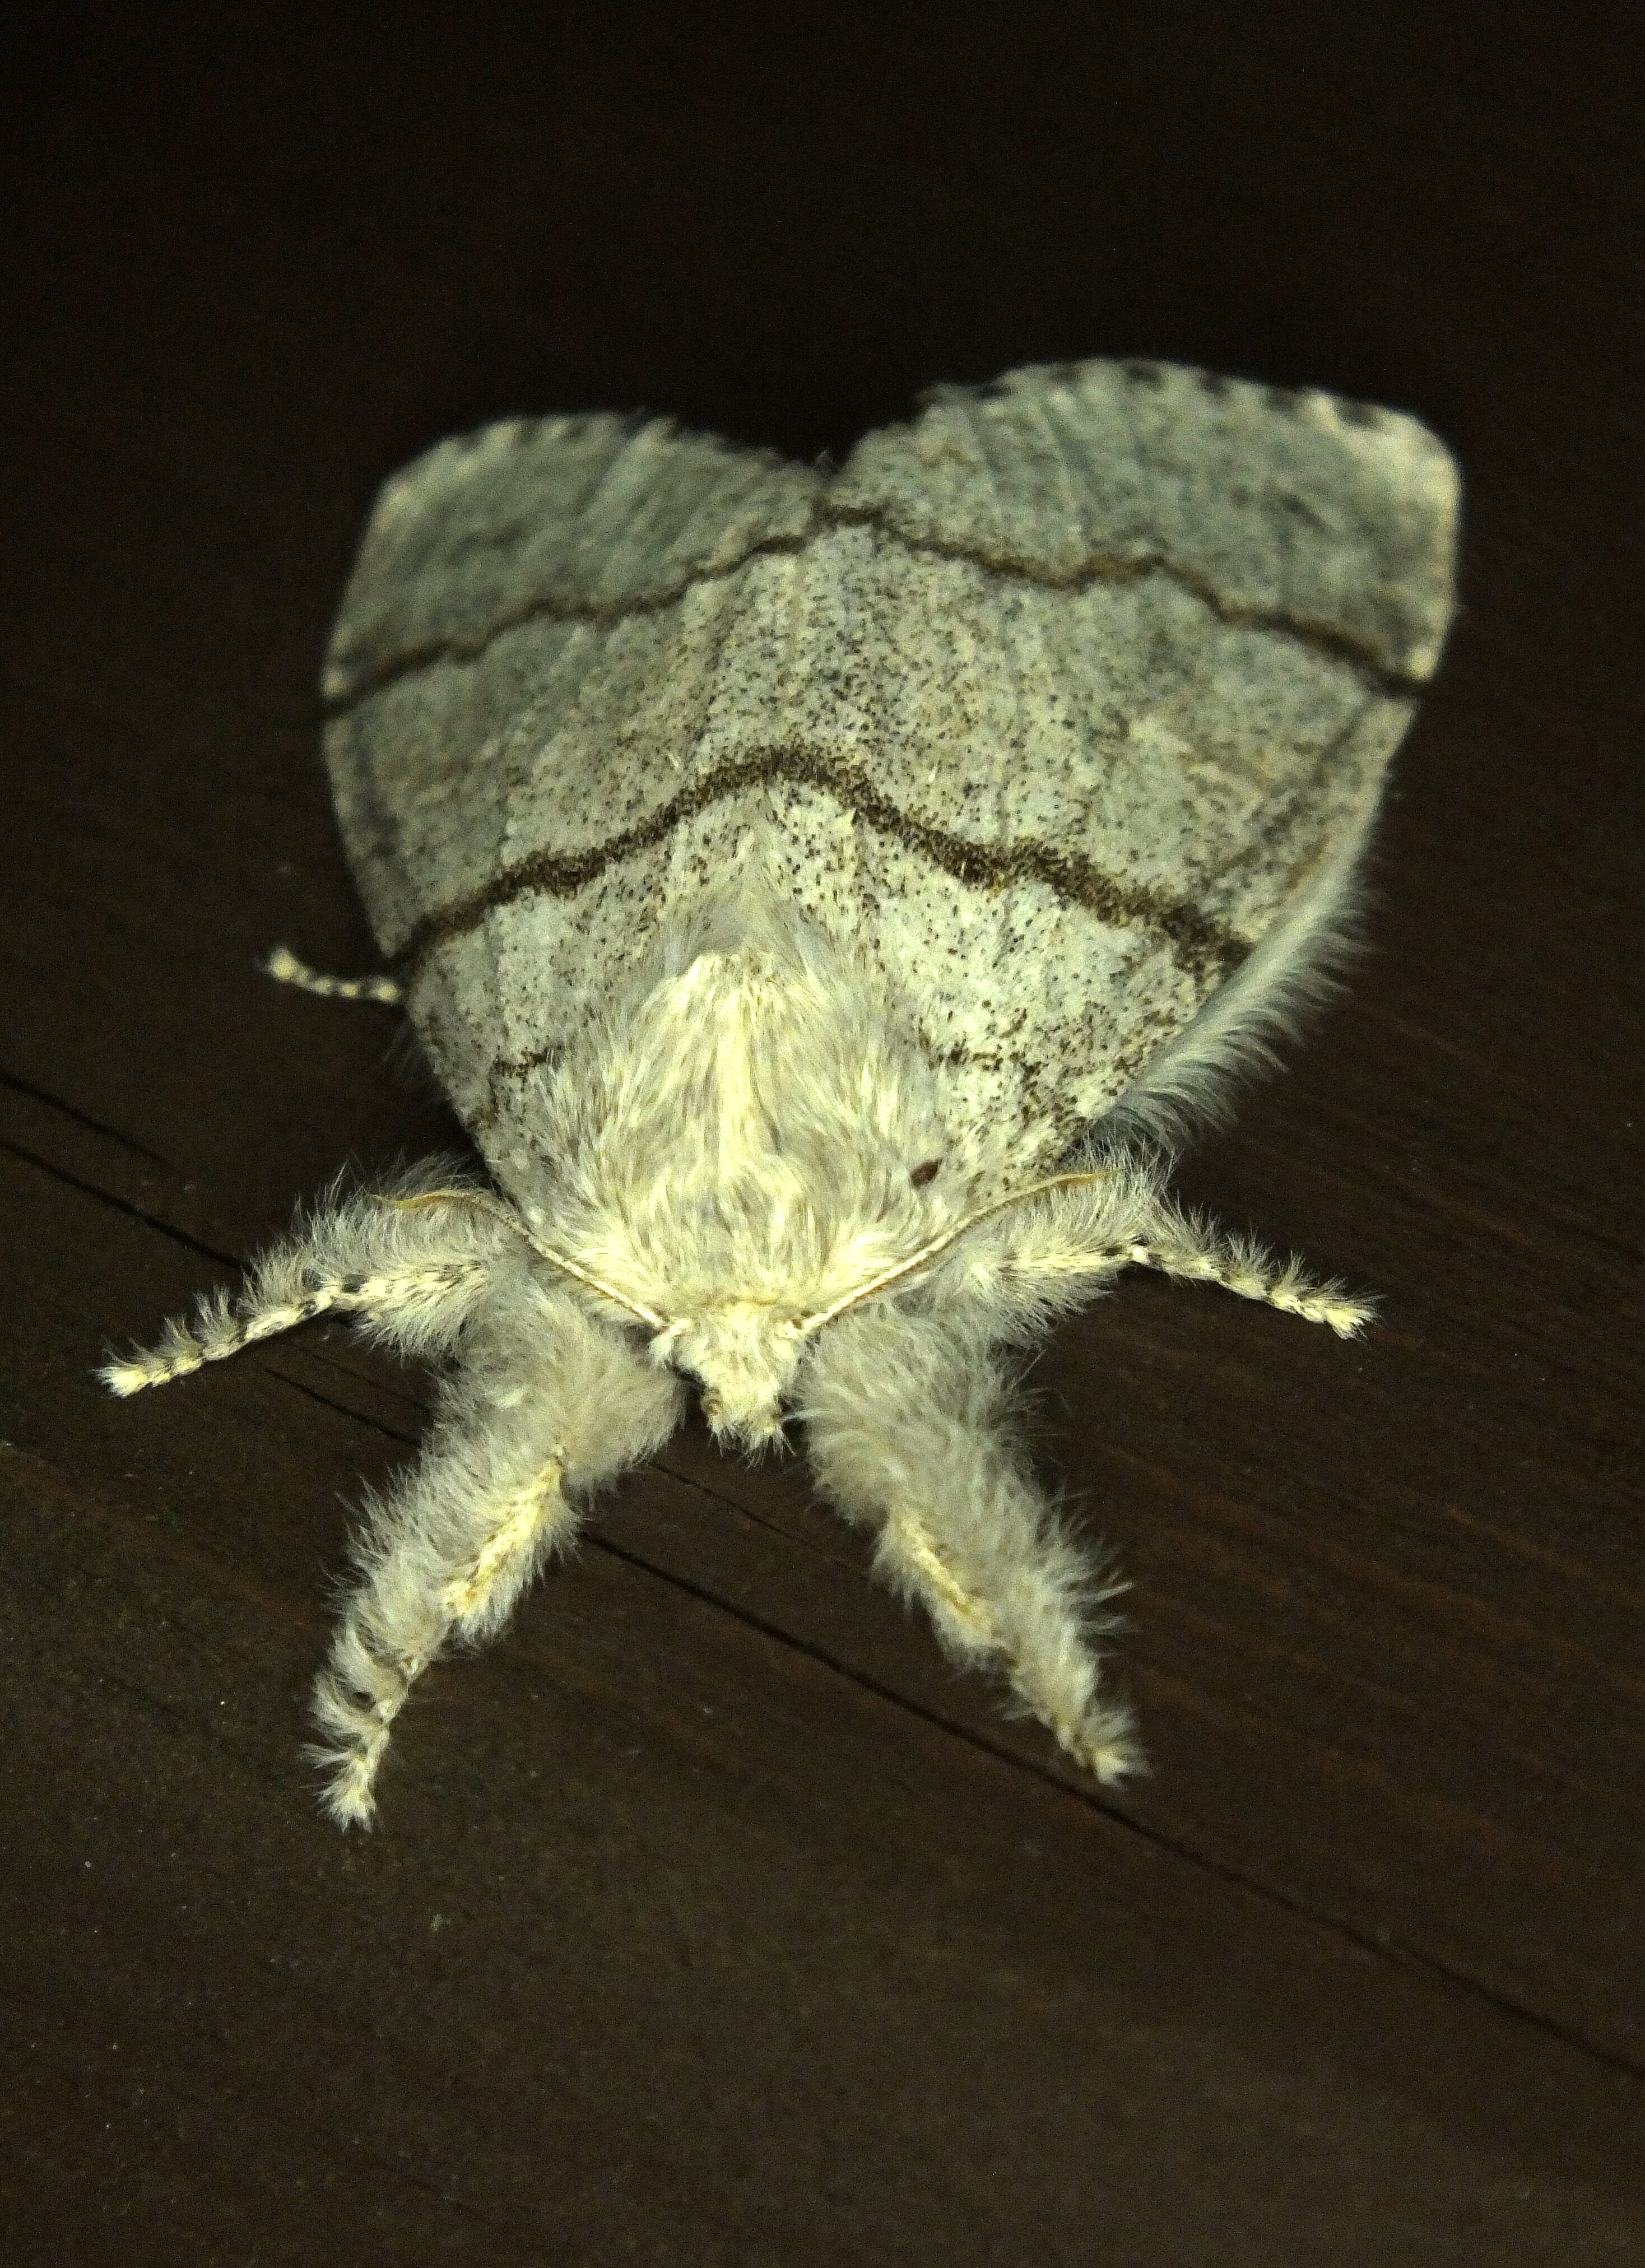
324, 499, 1429, 714
388, 744, 1252, 985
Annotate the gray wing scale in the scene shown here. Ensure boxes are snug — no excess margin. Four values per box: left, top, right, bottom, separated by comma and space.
323, 360, 1459, 1191
833, 360, 1455, 678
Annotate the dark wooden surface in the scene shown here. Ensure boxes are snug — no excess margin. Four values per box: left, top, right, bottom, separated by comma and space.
3, 5, 1642, 2261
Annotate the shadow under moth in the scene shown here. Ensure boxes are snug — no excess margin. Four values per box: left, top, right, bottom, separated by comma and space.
105, 357, 1460, 1826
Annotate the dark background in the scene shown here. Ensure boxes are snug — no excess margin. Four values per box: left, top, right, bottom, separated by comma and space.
2, 4, 1641, 2261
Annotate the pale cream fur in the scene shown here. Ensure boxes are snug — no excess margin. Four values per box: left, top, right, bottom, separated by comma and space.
105, 905, 1368, 1825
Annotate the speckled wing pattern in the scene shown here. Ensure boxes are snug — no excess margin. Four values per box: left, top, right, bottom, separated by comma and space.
323, 359, 1459, 1192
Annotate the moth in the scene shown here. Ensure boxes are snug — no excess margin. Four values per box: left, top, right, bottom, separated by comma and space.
105, 357, 1460, 1826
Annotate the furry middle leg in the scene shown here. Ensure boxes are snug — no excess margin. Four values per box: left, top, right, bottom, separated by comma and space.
310, 1280, 684, 1828
798, 1305, 1140, 1784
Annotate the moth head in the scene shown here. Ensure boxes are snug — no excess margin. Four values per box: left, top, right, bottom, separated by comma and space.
654, 1303, 806, 1450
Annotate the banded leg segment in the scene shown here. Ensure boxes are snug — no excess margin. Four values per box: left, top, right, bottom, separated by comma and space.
1109, 1229, 1370, 1333
310, 1285, 685, 1828
799, 1306, 1139, 1784
100, 1260, 484, 1395
266, 944, 403, 1006
99, 1175, 507, 1395
979, 1166, 1374, 1339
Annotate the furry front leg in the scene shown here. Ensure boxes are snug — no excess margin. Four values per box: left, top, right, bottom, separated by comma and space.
99, 1165, 508, 1395
948, 1155, 1373, 1341
798, 1306, 1140, 1784
310, 1275, 684, 1828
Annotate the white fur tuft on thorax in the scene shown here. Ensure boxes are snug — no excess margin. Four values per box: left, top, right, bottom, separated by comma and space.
512, 904, 1002, 1437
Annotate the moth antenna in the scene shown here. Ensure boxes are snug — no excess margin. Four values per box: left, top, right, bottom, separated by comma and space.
378, 1190, 671, 1331
796, 1170, 1111, 1333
